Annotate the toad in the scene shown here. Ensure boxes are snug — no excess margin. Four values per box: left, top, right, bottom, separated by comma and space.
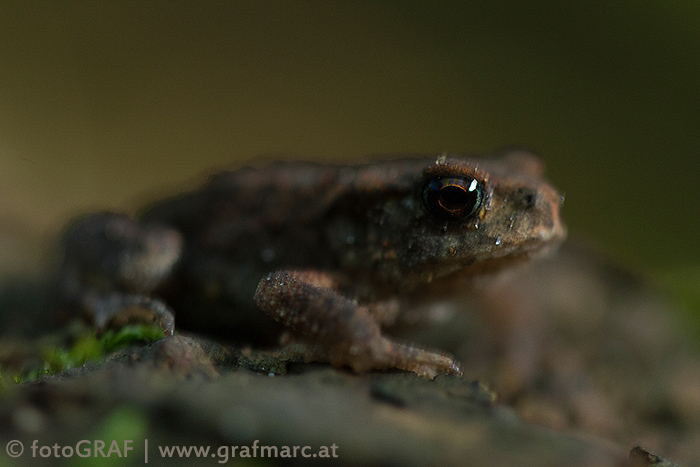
60, 149, 565, 378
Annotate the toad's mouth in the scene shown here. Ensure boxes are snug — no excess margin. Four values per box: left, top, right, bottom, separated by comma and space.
476, 237, 563, 271
423, 221, 567, 281
476, 212, 566, 262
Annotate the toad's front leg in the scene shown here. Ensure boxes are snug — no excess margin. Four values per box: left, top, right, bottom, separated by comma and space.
254, 270, 462, 379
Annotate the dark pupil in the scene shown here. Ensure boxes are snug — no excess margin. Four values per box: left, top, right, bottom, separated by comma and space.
423, 176, 482, 221
438, 185, 471, 211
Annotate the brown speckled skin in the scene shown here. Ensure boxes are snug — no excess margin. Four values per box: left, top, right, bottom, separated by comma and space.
63, 149, 565, 377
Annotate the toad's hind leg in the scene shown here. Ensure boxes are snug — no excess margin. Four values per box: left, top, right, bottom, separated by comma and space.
60, 212, 181, 336
254, 270, 462, 379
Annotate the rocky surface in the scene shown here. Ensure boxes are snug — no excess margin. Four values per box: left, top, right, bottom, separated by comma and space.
1, 335, 628, 467
0, 242, 695, 466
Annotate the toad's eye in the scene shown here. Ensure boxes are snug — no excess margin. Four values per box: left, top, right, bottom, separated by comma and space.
422, 176, 484, 221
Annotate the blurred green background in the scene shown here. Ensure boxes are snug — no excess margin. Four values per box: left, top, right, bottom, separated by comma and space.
0, 2, 698, 293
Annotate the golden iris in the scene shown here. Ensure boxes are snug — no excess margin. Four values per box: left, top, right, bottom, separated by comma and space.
422, 176, 483, 221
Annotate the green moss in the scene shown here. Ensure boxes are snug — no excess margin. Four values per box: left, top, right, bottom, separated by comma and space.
99, 324, 165, 353
14, 324, 164, 383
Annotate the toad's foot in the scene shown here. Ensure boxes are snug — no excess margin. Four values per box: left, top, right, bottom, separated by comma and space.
82, 292, 175, 336
254, 270, 462, 379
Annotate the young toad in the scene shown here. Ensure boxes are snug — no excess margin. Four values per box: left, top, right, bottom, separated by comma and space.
61, 149, 565, 378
